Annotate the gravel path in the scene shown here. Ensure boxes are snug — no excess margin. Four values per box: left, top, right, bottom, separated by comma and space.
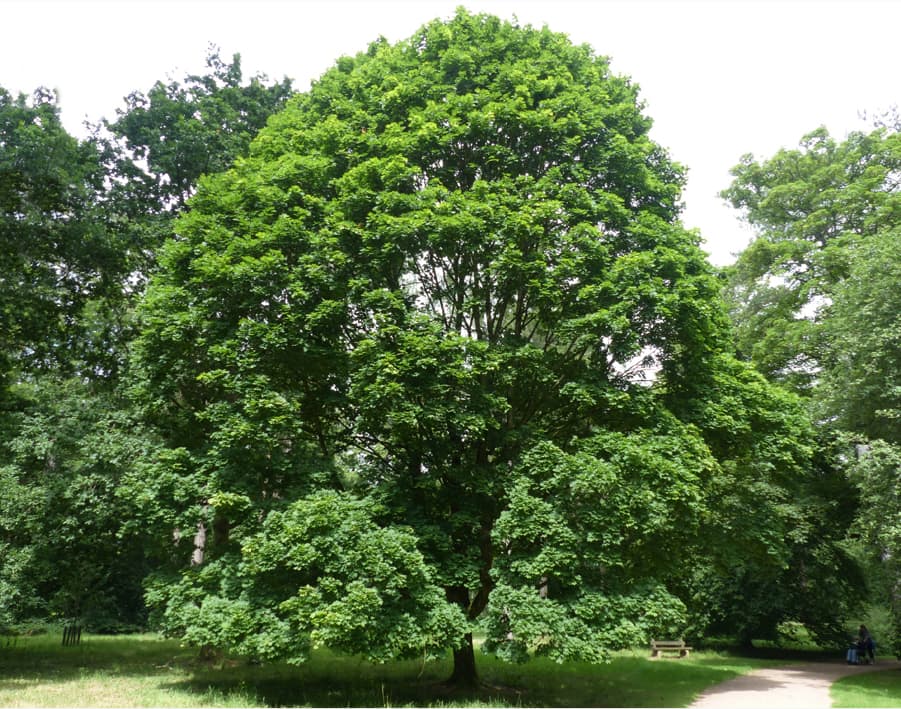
689, 660, 900, 708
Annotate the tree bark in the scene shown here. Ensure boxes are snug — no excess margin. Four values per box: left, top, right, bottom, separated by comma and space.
446, 586, 479, 687
449, 632, 479, 687
191, 521, 206, 566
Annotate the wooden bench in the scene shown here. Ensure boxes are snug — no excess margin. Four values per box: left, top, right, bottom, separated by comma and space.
650, 639, 691, 658
62, 622, 82, 647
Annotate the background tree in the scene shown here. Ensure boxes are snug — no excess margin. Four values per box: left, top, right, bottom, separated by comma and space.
1, 51, 293, 387
0, 378, 160, 632
0, 85, 147, 632
818, 227, 901, 444
101, 47, 293, 211
850, 441, 901, 656
0, 87, 117, 382
680, 357, 860, 646
132, 10, 731, 684
722, 115, 900, 652
822, 229, 901, 655
0, 53, 294, 633
720, 124, 900, 392
87, 48, 295, 373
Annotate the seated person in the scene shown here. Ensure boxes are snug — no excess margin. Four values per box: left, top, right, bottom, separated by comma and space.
856, 625, 876, 663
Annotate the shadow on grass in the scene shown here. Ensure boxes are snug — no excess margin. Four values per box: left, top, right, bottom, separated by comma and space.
0, 635, 785, 708
161, 654, 523, 708
161, 651, 780, 708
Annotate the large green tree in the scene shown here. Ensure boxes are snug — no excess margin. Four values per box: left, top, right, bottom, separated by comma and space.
133, 11, 730, 683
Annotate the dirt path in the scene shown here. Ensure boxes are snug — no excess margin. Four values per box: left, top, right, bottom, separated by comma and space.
689, 660, 900, 708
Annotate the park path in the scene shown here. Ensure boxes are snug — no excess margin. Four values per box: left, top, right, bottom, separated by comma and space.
689, 659, 900, 708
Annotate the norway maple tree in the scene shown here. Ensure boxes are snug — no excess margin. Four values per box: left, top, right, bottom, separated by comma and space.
133, 10, 730, 683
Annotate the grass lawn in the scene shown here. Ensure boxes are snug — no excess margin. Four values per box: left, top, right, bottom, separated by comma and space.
831, 667, 901, 708
0, 633, 779, 708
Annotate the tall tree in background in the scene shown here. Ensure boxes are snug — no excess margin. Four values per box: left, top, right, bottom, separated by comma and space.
824, 228, 901, 655
0, 87, 149, 631
0, 51, 294, 633
87, 48, 295, 373
1, 49, 293, 385
720, 124, 900, 392
722, 114, 900, 651
102, 47, 293, 211
819, 227, 901, 444
0, 87, 117, 382
132, 10, 731, 684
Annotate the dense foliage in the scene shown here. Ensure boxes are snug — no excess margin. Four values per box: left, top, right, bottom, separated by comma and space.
850, 441, 901, 655
721, 123, 900, 392
1, 8, 893, 684
103, 47, 293, 213
818, 227, 901, 443
0, 51, 292, 635
0, 379, 158, 631
127, 10, 861, 683
676, 355, 861, 645
0, 88, 115, 380
721, 113, 900, 654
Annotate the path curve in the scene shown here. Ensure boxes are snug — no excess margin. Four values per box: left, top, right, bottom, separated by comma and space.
689, 660, 900, 708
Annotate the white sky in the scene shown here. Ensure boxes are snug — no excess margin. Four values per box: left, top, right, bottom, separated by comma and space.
3, 0, 899, 264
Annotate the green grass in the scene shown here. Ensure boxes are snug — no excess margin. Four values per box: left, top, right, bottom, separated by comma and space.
0, 633, 780, 707
0, 634, 254, 707
831, 668, 901, 708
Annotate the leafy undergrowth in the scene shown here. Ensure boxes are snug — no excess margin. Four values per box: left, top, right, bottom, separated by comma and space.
0, 634, 779, 708
831, 668, 901, 708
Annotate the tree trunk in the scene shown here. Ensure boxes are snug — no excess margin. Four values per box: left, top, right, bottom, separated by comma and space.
446, 586, 479, 687
191, 521, 206, 566
449, 632, 479, 687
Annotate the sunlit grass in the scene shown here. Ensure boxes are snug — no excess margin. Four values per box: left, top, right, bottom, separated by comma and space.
831, 668, 901, 708
0, 633, 781, 707
0, 635, 255, 708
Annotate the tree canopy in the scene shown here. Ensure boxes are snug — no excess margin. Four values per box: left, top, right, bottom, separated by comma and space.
0, 88, 115, 381
132, 9, 733, 683
0, 9, 888, 684
818, 227, 901, 443
0, 51, 294, 637
722, 114, 901, 653
720, 123, 901, 391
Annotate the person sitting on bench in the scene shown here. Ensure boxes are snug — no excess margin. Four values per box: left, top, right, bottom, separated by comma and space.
856, 625, 876, 663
